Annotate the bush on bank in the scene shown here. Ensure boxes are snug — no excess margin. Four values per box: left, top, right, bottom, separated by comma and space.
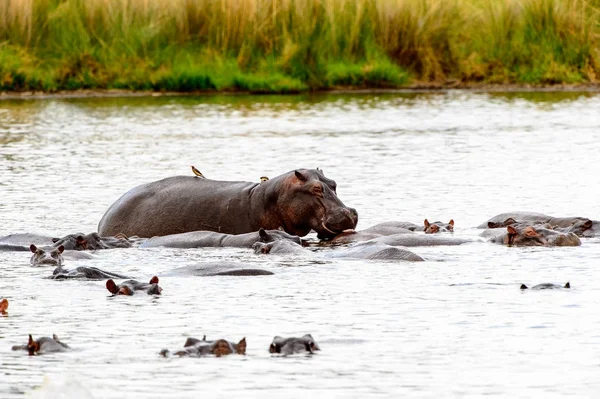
0, 0, 598, 93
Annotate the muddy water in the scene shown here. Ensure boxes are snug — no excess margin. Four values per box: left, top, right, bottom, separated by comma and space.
1, 92, 599, 398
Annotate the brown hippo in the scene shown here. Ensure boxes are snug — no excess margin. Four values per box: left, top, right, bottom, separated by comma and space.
98, 169, 358, 239
0, 298, 8, 314
140, 228, 302, 248
160, 335, 246, 357
482, 225, 581, 246
106, 276, 162, 295
520, 282, 570, 290
269, 335, 320, 355
479, 212, 598, 237
12, 334, 70, 355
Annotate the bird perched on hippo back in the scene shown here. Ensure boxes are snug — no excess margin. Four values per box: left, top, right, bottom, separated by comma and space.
98, 168, 358, 239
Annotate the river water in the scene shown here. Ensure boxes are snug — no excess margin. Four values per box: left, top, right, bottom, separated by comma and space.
1, 92, 599, 398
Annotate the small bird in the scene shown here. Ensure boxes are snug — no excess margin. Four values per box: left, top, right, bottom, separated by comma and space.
260, 176, 269, 182
191, 166, 205, 178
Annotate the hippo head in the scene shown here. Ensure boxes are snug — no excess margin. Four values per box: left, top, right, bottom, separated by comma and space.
424, 219, 454, 234
257, 228, 303, 246
30, 244, 64, 266
269, 334, 320, 355
52, 232, 107, 250
563, 219, 594, 237
253, 241, 273, 254
270, 169, 358, 239
504, 225, 581, 247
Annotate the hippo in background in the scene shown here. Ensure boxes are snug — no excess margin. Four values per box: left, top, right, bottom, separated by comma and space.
50, 266, 131, 280
521, 282, 570, 290
329, 218, 455, 244
106, 276, 162, 295
141, 228, 302, 249
166, 263, 274, 277
160, 336, 246, 357
0, 298, 8, 314
254, 239, 424, 262
269, 335, 320, 355
52, 232, 140, 250
482, 225, 581, 246
29, 244, 94, 266
12, 334, 70, 355
479, 212, 598, 237
98, 168, 358, 240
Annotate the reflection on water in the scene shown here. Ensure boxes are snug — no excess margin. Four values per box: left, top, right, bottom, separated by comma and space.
1, 92, 599, 398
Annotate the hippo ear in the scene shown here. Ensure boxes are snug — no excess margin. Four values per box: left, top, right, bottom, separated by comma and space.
261, 246, 270, 254
269, 343, 278, 353
106, 279, 118, 294
294, 170, 307, 182
520, 284, 528, 290
236, 337, 246, 354
583, 220, 593, 229
30, 244, 37, 253
523, 227, 539, 237
149, 276, 159, 284
57, 245, 65, 253
316, 167, 324, 175
448, 219, 454, 226
424, 219, 430, 228
51, 237, 60, 243
259, 228, 268, 239
564, 282, 571, 289
488, 222, 500, 228
507, 226, 518, 235
28, 334, 34, 346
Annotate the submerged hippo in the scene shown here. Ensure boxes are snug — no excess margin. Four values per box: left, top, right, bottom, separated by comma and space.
520, 282, 570, 290
141, 228, 302, 249
29, 244, 94, 266
423, 219, 454, 234
160, 336, 246, 357
482, 225, 581, 246
329, 218, 455, 244
365, 233, 471, 247
50, 266, 131, 280
166, 263, 274, 276
52, 232, 136, 250
479, 212, 598, 237
12, 334, 70, 355
0, 298, 8, 314
106, 276, 162, 295
0, 233, 55, 247
98, 169, 358, 239
269, 335, 320, 355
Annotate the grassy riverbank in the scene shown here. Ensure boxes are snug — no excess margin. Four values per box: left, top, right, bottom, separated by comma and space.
1, 0, 599, 93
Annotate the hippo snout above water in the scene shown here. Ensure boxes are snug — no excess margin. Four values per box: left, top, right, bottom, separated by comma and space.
484, 225, 581, 247
12, 334, 70, 356
520, 282, 571, 290
106, 276, 162, 295
161, 335, 246, 357
30, 244, 64, 266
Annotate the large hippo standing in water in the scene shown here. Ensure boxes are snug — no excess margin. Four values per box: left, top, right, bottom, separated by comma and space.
99, 169, 358, 239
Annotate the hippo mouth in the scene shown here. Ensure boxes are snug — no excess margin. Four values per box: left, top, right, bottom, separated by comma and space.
317, 222, 356, 239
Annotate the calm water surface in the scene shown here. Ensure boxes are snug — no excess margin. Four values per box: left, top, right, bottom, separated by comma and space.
1, 92, 599, 398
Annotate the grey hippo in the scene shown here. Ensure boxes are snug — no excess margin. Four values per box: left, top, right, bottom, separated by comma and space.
269, 334, 320, 355
160, 336, 246, 357
520, 282, 571, 290
98, 169, 358, 239
12, 334, 70, 355
329, 218, 455, 244
141, 228, 302, 248
165, 263, 274, 276
481, 225, 581, 246
106, 276, 162, 295
49, 266, 131, 280
29, 244, 94, 266
479, 212, 598, 237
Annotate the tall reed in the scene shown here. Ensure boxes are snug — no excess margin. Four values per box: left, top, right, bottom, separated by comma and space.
0, 0, 598, 92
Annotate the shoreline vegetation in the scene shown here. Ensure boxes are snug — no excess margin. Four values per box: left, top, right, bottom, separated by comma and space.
1, 0, 599, 94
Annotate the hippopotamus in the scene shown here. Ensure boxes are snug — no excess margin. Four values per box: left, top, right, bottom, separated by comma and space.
0, 298, 8, 314
160, 335, 246, 357
166, 263, 274, 276
364, 233, 472, 247
254, 239, 424, 261
51, 232, 137, 250
106, 276, 162, 295
50, 266, 131, 280
269, 335, 320, 355
423, 219, 454, 234
98, 169, 358, 239
141, 228, 302, 249
329, 219, 455, 244
479, 212, 598, 237
520, 282, 570, 290
12, 334, 70, 355
0, 233, 55, 247
482, 225, 581, 246
29, 244, 94, 266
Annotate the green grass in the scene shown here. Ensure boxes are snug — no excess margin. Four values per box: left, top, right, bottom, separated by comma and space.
0, 0, 599, 93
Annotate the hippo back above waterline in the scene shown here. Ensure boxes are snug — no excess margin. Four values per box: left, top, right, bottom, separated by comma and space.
98, 169, 358, 239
